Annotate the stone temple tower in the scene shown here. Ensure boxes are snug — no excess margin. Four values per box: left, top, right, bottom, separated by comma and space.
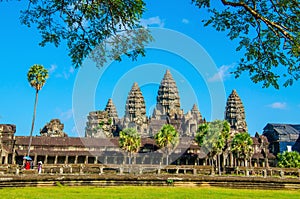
124, 82, 147, 129
225, 89, 248, 133
105, 98, 118, 121
153, 70, 183, 119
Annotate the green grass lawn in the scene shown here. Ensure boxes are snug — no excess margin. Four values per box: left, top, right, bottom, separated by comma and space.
0, 186, 299, 199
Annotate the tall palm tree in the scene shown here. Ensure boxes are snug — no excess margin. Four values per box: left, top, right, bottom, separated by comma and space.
195, 120, 230, 174
27, 64, 48, 156
154, 124, 179, 165
119, 128, 141, 164
231, 132, 253, 167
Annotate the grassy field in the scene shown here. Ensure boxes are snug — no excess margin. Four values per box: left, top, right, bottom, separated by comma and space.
0, 186, 300, 199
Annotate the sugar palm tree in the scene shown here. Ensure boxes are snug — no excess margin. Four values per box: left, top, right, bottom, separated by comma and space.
195, 120, 230, 175
231, 132, 253, 167
119, 128, 141, 164
154, 124, 179, 165
27, 64, 48, 156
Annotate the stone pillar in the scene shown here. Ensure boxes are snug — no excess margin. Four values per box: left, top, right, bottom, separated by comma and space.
230, 154, 234, 167
263, 169, 267, 178
34, 153, 37, 166
280, 169, 284, 179
119, 167, 123, 174
12, 148, 16, 165
44, 155, 48, 164
246, 169, 249, 176
157, 167, 161, 174
80, 164, 84, 174
64, 156, 68, 164
54, 156, 58, 164
94, 156, 98, 164
265, 158, 269, 168
60, 167, 63, 174
85, 156, 88, 164
75, 156, 78, 164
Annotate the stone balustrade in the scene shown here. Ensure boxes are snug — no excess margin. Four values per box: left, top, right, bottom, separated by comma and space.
0, 164, 299, 180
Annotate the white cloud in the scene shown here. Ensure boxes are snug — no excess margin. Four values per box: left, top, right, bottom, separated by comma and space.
140, 16, 165, 28
208, 64, 234, 82
60, 109, 73, 121
268, 102, 287, 109
182, 18, 189, 24
48, 64, 57, 74
55, 66, 75, 80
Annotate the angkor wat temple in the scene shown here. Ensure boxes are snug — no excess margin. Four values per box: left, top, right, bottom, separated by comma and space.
85, 70, 206, 139
0, 70, 276, 167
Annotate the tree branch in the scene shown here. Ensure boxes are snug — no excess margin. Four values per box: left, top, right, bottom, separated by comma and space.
220, 0, 295, 43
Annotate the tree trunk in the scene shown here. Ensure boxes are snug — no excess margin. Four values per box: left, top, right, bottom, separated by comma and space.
166, 148, 169, 165
129, 152, 132, 164
27, 90, 39, 156
218, 154, 221, 175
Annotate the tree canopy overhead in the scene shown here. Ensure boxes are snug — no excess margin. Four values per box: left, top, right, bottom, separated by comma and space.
2, 1, 299, 88
193, 0, 300, 88
18, 0, 152, 67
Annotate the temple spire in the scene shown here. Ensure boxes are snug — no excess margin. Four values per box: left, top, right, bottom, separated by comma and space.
124, 82, 146, 125
155, 70, 181, 118
225, 89, 247, 132
105, 98, 118, 120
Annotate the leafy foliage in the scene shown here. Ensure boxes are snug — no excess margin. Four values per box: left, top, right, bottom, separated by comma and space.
154, 124, 179, 165
119, 128, 141, 154
277, 151, 300, 168
192, 0, 300, 88
18, 0, 152, 67
195, 120, 230, 157
27, 64, 48, 91
231, 132, 253, 160
154, 124, 179, 149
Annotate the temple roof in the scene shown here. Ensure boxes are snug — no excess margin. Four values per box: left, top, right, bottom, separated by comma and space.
263, 123, 300, 135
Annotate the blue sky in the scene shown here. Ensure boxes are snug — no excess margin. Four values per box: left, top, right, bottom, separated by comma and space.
0, 0, 299, 137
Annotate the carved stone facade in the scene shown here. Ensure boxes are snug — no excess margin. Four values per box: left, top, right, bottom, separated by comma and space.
85, 111, 116, 138
225, 89, 248, 133
105, 98, 118, 120
153, 70, 183, 120
0, 124, 15, 164
181, 104, 205, 137
0, 70, 276, 167
40, 119, 67, 137
123, 82, 147, 128
85, 70, 203, 138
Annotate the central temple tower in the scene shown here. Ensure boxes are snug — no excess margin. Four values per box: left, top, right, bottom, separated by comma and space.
153, 70, 183, 120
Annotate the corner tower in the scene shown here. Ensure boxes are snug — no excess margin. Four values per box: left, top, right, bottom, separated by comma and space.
105, 98, 118, 120
225, 89, 248, 133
